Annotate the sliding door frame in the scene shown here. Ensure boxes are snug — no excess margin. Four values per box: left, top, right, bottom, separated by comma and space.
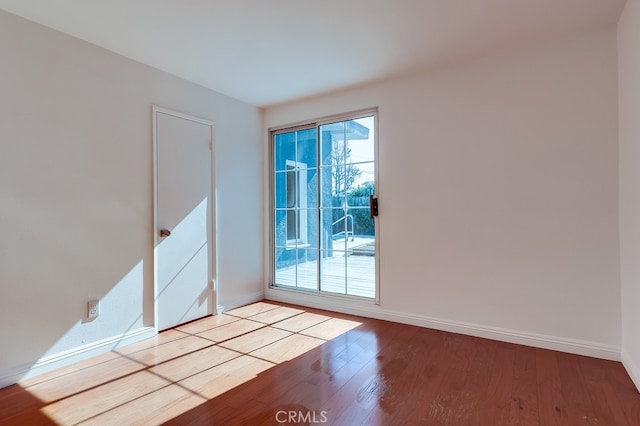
268, 108, 379, 304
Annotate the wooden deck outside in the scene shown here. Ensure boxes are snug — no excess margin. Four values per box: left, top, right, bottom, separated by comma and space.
275, 253, 376, 299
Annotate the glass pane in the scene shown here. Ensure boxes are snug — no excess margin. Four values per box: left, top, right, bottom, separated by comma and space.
274, 210, 288, 247
320, 117, 374, 206
346, 116, 375, 164
274, 172, 287, 209
347, 207, 375, 238
296, 248, 318, 291
319, 163, 369, 205
332, 164, 353, 197
327, 134, 347, 168
285, 166, 297, 208
320, 250, 346, 294
320, 165, 357, 206
347, 196, 370, 209
346, 253, 376, 298
320, 166, 344, 208
274, 132, 295, 172
274, 246, 296, 287
299, 208, 319, 250
321, 208, 349, 252
319, 125, 338, 167
346, 179, 375, 207
297, 128, 317, 168
303, 168, 318, 210
277, 168, 317, 210
286, 209, 297, 241
320, 118, 372, 164
348, 162, 375, 198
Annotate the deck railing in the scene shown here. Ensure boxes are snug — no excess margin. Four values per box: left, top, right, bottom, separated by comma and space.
332, 214, 354, 241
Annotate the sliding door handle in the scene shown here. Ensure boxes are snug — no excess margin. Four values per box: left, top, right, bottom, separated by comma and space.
369, 196, 378, 218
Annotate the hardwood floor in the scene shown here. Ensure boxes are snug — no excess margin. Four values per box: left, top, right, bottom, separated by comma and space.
0, 301, 638, 425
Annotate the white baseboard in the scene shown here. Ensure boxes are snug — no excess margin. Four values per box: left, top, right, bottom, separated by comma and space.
0, 326, 156, 389
622, 349, 640, 393
265, 288, 620, 361
217, 290, 265, 314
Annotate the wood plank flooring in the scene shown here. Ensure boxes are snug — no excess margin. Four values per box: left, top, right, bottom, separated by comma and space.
0, 301, 638, 425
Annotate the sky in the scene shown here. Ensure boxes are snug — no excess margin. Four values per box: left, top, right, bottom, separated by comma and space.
350, 116, 375, 188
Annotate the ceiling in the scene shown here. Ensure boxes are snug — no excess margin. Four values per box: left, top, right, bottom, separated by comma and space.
0, 0, 626, 107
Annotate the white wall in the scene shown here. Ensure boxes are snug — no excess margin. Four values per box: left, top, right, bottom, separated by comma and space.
618, 0, 640, 390
0, 10, 263, 386
265, 27, 621, 357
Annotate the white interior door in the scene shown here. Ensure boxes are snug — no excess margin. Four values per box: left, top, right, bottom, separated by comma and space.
154, 108, 215, 331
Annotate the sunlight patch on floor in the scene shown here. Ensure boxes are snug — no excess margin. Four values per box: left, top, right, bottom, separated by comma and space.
26, 302, 361, 425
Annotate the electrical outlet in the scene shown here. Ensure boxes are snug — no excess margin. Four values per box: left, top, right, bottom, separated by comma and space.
88, 299, 100, 319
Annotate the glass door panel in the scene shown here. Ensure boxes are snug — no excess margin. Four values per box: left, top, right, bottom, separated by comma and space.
272, 114, 376, 299
273, 128, 318, 291
318, 116, 376, 297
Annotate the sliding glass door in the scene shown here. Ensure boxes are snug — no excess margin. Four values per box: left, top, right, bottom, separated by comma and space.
272, 112, 377, 299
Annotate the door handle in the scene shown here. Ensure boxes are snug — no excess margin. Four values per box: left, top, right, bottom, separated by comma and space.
160, 229, 171, 238
369, 196, 378, 218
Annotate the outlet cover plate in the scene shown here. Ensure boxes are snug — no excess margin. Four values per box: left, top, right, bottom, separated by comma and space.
88, 299, 100, 319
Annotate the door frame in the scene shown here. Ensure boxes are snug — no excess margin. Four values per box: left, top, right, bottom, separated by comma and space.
268, 108, 380, 305
152, 106, 216, 332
